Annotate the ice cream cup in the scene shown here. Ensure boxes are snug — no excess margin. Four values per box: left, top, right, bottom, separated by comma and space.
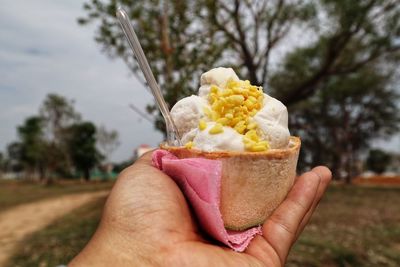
161, 136, 301, 231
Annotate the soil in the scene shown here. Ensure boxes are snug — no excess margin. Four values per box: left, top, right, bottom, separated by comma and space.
0, 191, 109, 266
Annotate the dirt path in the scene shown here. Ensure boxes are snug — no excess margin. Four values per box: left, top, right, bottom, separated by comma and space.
0, 190, 109, 266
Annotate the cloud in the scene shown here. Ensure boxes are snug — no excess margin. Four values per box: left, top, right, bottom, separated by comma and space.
0, 0, 163, 161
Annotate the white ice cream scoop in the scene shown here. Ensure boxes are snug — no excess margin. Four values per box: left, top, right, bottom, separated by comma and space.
252, 94, 290, 149
192, 122, 245, 152
199, 67, 239, 98
171, 67, 291, 151
170, 95, 207, 137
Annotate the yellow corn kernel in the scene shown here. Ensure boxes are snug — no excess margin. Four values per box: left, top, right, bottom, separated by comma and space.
243, 137, 253, 144
230, 117, 242, 127
245, 130, 259, 142
203, 107, 212, 118
257, 141, 269, 148
247, 123, 257, 130
232, 86, 243, 94
249, 145, 267, 152
244, 143, 255, 150
250, 109, 258, 116
210, 85, 219, 94
209, 94, 218, 104
217, 117, 229, 125
185, 141, 194, 149
209, 123, 224, 134
226, 79, 239, 88
234, 125, 246, 134
227, 95, 244, 104
244, 99, 254, 109
235, 111, 244, 118
199, 119, 207, 131
248, 96, 257, 103
249, 91, 259, 98
225, 113, 233, 119
222, 89, 233, 96
212, 100, 224, 112
211, 110, 220, 121
236, 120, 245, 128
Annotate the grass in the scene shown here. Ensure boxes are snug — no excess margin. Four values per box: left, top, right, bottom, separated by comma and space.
287, 185, 400, 267
5, 197, 106, 267
0, 179, 113, 211
5, 185, 400, 267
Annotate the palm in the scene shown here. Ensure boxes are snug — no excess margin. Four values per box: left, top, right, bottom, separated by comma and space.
101, 153, 331, 267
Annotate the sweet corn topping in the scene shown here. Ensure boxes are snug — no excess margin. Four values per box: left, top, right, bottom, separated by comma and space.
185, 141, 194, 149
201, 78, 270, 152
209, 123, 224, 134
199, 119, 207, 131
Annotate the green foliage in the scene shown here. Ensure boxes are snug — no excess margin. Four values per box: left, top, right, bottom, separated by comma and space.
79, 0, 226, 133
79, 0, 400, 180
40, 93, 81, 142
96, 125, 120, 163
366, 149, 392, 173
16, 117, 46, 174
290, 67, 400, 179
112, 159, 132, 173
5, 94, 108, 180
39, 94, 82, 179
6, 142, 23, 172
0, 152, 4, 172
67, 122, 102, 180
270, 0, 400, 104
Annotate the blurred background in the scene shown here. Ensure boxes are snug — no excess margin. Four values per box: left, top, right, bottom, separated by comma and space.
0, 0, 399, 266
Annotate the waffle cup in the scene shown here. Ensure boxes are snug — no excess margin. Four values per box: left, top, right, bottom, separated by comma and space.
161, 136, 301, 231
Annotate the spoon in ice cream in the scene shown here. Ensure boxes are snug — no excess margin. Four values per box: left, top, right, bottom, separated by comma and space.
116, 6, 182, 146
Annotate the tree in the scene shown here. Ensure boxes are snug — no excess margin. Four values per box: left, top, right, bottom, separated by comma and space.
96, 125, 120, 163
5, 117, 46, 179
16, 116, 46, 178
67, 122, 102, 181
7, 142, 24, 173
0, 152, 6, 176
40, 94, 81, 142
289, 67, 400, 181
80, 0, 400, 181
79, 0, 225, 133
366, 149, 391, 174
40, 94, 81, 177
80, 0, 399, 109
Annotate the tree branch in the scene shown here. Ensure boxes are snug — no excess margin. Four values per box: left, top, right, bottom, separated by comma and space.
330, 45, 400, 75
281, 0, 376, 105
260, 0, 285, 85
128, 103, 154, 123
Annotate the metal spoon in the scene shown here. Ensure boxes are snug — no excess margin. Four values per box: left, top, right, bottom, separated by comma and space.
116, 6, 182, 146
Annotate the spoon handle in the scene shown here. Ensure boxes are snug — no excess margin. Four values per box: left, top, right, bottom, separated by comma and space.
116, 7, 182, 146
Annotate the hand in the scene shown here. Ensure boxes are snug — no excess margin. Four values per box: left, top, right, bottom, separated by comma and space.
70, 152, 331, 267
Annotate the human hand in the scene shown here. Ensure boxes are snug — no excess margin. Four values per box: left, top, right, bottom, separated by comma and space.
70, 152, 331, 267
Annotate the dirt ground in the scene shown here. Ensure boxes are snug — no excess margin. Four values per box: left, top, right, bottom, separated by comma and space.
0, 191, 109, 266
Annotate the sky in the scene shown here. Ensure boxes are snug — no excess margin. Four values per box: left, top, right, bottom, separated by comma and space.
0, 0, 163, 161
0, 1, 399, 162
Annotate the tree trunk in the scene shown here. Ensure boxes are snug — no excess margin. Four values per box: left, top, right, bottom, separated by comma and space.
84, 168, 90, 181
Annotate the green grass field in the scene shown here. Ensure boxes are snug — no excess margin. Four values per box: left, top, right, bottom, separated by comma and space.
4, 185, 400, 267
0, 180, 113, 211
